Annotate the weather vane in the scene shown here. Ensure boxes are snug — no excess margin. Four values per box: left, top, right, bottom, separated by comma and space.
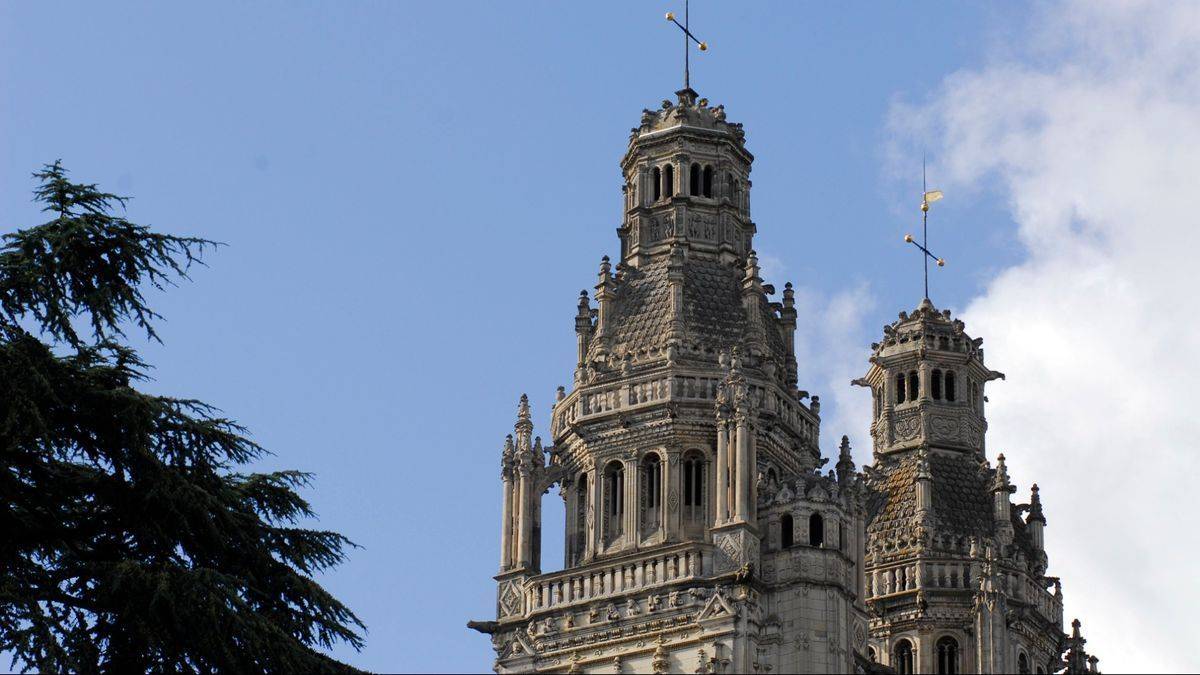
665, 0, 708, 90
905, 157, 945, 301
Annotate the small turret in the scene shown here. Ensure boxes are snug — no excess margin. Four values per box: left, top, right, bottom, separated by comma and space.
1026, 483, 1046, 550
992, 453, 1016, 546
836, 435, 856, 486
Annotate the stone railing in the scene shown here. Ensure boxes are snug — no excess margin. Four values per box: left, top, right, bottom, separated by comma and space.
523, 543, 712, 616
865, 559, 1063, 624
551, 371, 818, 443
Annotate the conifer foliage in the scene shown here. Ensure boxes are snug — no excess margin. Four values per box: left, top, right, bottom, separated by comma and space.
0, 162, 364, 672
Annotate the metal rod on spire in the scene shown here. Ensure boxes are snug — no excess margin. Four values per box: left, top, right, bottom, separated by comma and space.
665, 0, 708, 90
906, 156, 945, 300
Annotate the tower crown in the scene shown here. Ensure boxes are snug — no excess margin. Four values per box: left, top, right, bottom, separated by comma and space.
855, 298, 1004, 457
618, 89, 754, 267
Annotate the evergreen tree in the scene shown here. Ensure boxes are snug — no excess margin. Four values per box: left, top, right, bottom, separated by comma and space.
0, 162, 364, 673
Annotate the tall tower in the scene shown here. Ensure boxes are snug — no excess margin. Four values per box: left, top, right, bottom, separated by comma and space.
854, 299, 1094, 673
470, 86, 873, 673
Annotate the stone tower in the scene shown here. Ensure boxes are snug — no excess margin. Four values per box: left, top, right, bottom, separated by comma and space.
470, 87, 873, 673
853, 299, 1099, 673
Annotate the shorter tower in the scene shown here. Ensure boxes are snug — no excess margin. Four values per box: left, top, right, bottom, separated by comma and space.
855, 299, 1083, 673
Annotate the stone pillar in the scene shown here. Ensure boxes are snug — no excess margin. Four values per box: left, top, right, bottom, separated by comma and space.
516, 465, 532, 569
500, 471, 514, 570
734, 413, 751, 522
587, 463, 601, 560
624, 458, 638, 546
665, 448, 681, 541
716, 418, 729, 524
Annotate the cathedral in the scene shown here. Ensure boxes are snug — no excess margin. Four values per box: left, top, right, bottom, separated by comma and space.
468, 73, 1101, 674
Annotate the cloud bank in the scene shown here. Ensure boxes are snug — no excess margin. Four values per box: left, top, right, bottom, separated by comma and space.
889, 2, 1200, 671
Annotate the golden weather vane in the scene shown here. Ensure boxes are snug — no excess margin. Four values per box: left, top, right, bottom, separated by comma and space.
665, 0, 708, 90
905, 157, 945, 301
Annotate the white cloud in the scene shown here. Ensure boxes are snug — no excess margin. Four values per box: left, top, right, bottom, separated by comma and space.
790, 282, 876, 463
890, 2, 1200, 671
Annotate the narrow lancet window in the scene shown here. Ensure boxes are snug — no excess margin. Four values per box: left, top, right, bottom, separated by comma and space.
909, 371, 919, 400
809, 512, 824, 547
703, 165, 714, 197
690, 162, 701, 196
932, 369, 943, 400
896, 373, 906, 403
663, 164, 674, 199
652, 167, 662, 201
781, 513, 794, 549
603, 461, 624, 544
945, 371, 956, 402
640, 454, 662, 536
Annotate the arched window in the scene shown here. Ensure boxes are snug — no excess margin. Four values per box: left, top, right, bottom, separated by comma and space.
690, 162, 701, 196
571, 474, 588, 565
652, 167, 662, 201
868, 647, 877, 663
703, 165, 714, 197
936, 636, 959, 674
1018, 652, 1030, 674
945, 371, 956, 402
682, 451, 707, 531
893, 639, 914, 675
932, 369, 943, 400
640, 454, 662, 536
663, 164, 674, 199
808, 512, 824, 547
909, 371, 919, 400
603, 461, 624, 544
895, 373, 906, 403
1036, 667, 1046, 675
780, 513, 794, 549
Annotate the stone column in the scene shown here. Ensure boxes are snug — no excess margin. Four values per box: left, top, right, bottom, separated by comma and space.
715, 419, 729, 524
516, 466, 532, 569
500, 473, 513, 570
624, 458, 638, 546
734, 413, 751, 522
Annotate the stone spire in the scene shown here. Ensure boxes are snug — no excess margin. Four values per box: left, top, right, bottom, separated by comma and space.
836, 435, 856, 486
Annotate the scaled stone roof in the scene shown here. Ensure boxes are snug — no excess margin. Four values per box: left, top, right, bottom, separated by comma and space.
867, 450, 1039, 558
868, 451, 993, 541
602, 255, 786, 359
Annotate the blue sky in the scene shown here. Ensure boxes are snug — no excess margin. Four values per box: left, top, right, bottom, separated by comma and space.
22, 2, 1186, 672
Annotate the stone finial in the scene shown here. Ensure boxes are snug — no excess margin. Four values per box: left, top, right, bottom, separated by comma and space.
1027, 483, 1047, 524
836, 435, 855, 485
515, 394, 533, 450
743, 250, 761, 284
782, 281, 795, 309
810, 395, 820, 415
599, 255, 611, 278
991, 453, 1014, 493
556, 385, 566, 402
